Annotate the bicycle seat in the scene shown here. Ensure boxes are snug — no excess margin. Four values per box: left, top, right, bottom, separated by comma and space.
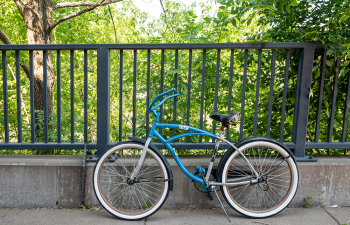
209, 112, 241, 125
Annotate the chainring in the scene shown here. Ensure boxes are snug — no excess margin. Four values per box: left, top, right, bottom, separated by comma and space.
193, 171, 215, 193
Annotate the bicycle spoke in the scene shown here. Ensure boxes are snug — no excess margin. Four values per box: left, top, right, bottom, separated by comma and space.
112, 155, 131, 176
142, 183, 164, 192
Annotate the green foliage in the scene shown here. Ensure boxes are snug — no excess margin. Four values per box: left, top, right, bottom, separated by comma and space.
217, 0, 350, 56
217, 0, 350, 155
143, 200, 152, 208
304, 196, 313, 208
0, 0, 349, 156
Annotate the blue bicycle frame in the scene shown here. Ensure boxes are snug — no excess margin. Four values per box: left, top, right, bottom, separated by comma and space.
129, 89, 259, 187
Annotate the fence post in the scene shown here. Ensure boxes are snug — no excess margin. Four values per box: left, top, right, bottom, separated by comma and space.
292, 47, 317, 162
96, 48, 110, 158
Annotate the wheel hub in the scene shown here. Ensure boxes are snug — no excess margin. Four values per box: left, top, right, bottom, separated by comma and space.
258, 175, 269, 191
126, 178, 134, 185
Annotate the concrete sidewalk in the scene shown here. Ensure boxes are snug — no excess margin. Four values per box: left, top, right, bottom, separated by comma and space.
1, 207, 349, 225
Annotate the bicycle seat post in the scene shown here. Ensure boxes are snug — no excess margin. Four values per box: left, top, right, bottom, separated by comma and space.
205, 125, 226, 181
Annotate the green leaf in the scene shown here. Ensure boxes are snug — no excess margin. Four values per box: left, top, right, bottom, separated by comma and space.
326, 60, 333, 67
247, 17, 253, 26
231, 18, 236, 27
168, 68, 181, 74
286, 4, 291, 13
266, 5, 277, 11
326, 49, 334, 55
290, 0, 299, 6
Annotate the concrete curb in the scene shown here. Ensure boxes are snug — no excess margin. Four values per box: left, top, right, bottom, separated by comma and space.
0, 155, 350, 208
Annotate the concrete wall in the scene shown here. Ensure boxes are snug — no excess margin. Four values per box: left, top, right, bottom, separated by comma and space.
0, 155, 349, 208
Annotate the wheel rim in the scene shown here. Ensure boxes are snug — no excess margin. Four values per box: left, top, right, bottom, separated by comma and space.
223, 142, 295, 214
96, 144, 167, 216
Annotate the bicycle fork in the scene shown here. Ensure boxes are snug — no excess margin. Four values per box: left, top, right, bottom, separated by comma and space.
129, 137, 152, 181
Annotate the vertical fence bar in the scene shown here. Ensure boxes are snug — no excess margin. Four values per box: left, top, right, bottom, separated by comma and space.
292, 47, 315, 160
70, 50, 74, 143
2, 51, 9, 143
315, 50, 326, 142
57, 51, 61, 143
159, 50, 165, 135
84, 50, 88, 143
133, 50, 137, 137
186, 49, 192, 142
43, 50, 48, 143
15, 51, 22, 143
239, 49, 248, 140
212, 49, 220, 142
146, 50, 150, 137
29, 51, 35, 143
172, 50, 178, 141
266, 49, 276, 138
328, 57, 341, 142
226, 49, 234, 140
253, 49, 262, 137
279, 49, 290, 142
119, 50, 123, 142
97, 48, 110, 157
342, 66, 350, 142
199, 49, 206, 143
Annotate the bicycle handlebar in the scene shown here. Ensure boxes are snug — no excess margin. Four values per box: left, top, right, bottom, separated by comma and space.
149, 89, 183, 112
149, 89, 175, 110
153, 92, 182, 110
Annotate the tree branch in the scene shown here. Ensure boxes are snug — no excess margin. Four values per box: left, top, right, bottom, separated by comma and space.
0, 28, 30, 79
13, 0, 25, 15
108, 5, 117, 43
53, 0, 122, 10
53, 1, 100, 9
0, 28, 12, 44
159, 0, 176, 39
49, 0, 122, 33
21, 63, 30, 80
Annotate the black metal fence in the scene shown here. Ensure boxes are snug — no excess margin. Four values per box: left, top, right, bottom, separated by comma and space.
0, 43, 349, 162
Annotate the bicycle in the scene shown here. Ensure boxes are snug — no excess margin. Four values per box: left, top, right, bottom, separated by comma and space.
93, 89, 299, 221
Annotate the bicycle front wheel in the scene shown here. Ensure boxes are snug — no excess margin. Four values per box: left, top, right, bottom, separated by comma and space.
93, 142, 170, 221
218, 139, 298, 218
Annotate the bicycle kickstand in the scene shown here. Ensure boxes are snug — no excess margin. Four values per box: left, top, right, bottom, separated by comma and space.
211, 186, 231, 223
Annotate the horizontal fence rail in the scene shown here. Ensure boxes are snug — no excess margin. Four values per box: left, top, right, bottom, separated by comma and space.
1, 42, 349, 162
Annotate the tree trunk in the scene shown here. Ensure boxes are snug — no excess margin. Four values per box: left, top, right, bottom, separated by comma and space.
10, 0, 123, 152
23, 0, 55, 148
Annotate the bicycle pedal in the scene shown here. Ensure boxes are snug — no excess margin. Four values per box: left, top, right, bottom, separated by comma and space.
207, 192, 213, 201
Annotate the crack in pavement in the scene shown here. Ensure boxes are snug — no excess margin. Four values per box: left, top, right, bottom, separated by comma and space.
323, 207, 341, 225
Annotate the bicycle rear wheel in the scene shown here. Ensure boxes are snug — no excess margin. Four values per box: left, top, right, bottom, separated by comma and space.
93, 142, 170, 220
218, 139, 298, 218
